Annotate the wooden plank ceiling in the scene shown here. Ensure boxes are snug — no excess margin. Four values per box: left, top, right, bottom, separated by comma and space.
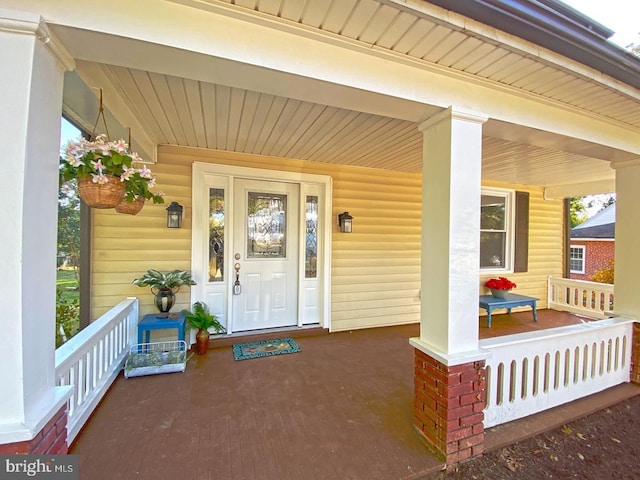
76, 0, 640, 187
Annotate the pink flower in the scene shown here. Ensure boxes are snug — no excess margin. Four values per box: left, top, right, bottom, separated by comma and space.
91, 159, 105, 173
65, 156, 84, 168
91, 173, 109, 185
119, 166, 135, 181
113, 139, 128, 153
60, 184, 75, 197
138, 165, 153, 179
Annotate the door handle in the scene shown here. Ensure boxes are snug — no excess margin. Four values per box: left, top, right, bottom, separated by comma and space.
234, 262, 241, 295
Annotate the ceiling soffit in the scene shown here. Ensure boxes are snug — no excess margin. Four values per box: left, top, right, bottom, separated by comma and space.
47, 0, 634, 189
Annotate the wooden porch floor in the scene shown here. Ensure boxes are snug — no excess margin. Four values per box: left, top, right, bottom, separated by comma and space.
70, 309, 592, 480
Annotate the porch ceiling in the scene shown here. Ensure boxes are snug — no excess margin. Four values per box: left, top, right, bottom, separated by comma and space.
50, 0, 640, 190
65, 62, 615, 188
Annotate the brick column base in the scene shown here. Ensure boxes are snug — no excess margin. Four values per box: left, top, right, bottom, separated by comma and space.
0, 406, 68, 455
413, 348, 486, 466
631, 323, 640, 384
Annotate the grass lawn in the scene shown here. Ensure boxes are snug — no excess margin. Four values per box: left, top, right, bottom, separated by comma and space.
57, 268, 79, 302
56, 268, 80, 347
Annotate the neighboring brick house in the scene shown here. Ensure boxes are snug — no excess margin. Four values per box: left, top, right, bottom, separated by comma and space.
570, 203, 615, 281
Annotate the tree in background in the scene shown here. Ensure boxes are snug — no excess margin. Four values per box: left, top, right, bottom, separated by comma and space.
591, 260, 614, 284
57, 178, 80, 280
599, 195, 616, 210
569, 196, 587, 228
570, 194, 616, 228
57, 177, 81, 347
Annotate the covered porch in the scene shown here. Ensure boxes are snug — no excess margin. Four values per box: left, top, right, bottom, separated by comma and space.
68, 311, 640, 480
3, 0, 640, 469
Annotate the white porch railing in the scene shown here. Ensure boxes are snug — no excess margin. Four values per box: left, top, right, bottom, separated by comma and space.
548, 276, 614, 319
55, 297, 138, 443
481, 317, 635, 428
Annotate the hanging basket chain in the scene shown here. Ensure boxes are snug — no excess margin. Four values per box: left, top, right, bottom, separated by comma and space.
90, 88, 111, 141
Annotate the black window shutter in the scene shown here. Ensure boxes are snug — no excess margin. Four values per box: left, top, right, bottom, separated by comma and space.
514, 191, 529, 273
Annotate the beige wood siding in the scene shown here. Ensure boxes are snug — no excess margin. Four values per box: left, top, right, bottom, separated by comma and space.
91, 147, 563, 330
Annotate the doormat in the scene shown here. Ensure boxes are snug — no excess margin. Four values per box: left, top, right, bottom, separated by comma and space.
232, 338, 300, 361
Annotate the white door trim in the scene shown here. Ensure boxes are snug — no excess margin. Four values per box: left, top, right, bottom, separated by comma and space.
191, 161, 333, 333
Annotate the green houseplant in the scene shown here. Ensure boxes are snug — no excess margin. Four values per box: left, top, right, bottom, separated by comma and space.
132, 269, 197, 314
182, 301, 226, 355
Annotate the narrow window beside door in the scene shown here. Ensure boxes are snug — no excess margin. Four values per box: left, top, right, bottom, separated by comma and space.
305, 195, 318, 278
209, 188, 225, 282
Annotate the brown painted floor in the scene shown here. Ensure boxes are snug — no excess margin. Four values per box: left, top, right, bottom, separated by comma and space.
70, 310, 626, 480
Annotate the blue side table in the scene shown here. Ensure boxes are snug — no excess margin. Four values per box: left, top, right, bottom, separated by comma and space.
137, 312, 186, 344
479, 293, 539, 328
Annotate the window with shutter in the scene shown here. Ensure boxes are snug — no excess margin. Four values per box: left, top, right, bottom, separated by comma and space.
480, 188, 528, 273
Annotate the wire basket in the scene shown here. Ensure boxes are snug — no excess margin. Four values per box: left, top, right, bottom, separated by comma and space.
124, 340, 187, 378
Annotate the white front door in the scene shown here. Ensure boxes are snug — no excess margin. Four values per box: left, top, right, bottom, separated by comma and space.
231, 179, 299, 331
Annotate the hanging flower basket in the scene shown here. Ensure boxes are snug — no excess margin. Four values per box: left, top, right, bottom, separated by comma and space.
60, 134, 164, 211
77, 176, 125, 209
115, 196, 145, 215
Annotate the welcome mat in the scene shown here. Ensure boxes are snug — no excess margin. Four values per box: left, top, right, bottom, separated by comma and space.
232, 338, 300, 361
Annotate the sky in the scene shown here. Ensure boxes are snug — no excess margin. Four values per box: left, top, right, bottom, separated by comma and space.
561, 0, 639, 48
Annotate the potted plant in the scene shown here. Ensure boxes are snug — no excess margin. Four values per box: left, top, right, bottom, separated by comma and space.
485, 277, 517, 298
182, 301, 226, 355
132, 269, 197, 314
60, 134, 162, 211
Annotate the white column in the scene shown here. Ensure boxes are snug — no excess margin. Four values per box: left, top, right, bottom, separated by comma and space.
611, 158, 640, 319
410, 107, 488, 364
0, 10, 73, 443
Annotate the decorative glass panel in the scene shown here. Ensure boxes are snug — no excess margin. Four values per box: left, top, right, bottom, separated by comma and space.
247, 192, 286, 258
305, 196, 318, 278
209, 188, 224, 282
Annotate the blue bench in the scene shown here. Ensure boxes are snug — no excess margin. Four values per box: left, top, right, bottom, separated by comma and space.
479, 293, 538, 328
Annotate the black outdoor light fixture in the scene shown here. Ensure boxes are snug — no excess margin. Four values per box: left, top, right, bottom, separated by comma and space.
338, 211, 353, 233
166, 201, 183, 228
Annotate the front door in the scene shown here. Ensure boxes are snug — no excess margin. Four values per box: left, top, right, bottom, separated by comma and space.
231, 179, 299, 331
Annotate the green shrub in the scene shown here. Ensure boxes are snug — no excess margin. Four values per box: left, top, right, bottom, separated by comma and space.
56, 288, 79, 348
590, 260, 614, 284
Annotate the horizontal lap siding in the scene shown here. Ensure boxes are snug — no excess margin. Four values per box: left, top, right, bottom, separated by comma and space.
331, 167, 422, 331
91, 153, 193, 317
91, 147, 563, 330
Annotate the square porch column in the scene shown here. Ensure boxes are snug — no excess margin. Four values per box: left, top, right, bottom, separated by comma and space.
410, 107, 489, 466
0, 11, 73, 453
610, 158, 640, 319
610, 158, 640, 385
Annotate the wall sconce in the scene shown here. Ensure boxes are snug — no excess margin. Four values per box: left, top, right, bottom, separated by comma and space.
166, 201, 183, 228
338, 211, 353, 233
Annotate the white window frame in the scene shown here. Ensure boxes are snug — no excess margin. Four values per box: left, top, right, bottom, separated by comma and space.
480, 187, 515, 273
570, 245, 586, 274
